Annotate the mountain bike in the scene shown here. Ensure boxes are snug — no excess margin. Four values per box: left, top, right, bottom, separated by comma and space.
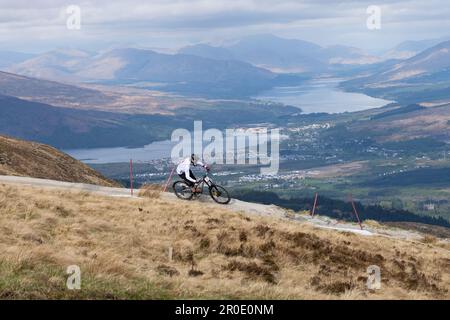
173, 172, 231, 204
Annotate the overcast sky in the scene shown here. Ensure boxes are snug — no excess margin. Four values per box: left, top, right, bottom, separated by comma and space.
1, 0, 449, 53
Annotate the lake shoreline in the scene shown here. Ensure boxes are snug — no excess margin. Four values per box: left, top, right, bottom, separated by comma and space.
253, 77, 393, 114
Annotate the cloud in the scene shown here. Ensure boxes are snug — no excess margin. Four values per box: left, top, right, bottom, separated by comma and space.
0, 0, 449, 52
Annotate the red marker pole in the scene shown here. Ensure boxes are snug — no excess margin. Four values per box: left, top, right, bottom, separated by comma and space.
349, 194, 363, 230
130, 159, 133, 196
311, 192, 318, 216
163, 166, 176, 193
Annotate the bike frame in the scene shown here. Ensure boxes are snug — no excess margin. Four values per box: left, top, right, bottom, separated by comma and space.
193, 173, 215, 194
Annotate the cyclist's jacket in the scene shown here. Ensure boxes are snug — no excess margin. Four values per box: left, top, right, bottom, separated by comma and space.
176, 157, 205, 183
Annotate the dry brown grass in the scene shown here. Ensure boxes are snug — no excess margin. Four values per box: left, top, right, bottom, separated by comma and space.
363, 220, 383, 229
421, 235, 438, 245
0, 183, 449, 299
138, 184, 162, 199
0, 135, 120, 187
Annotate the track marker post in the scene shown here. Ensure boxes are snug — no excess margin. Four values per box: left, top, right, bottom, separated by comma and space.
163, 166, 176, 193
168, 247, 173, 262
348, 194, 363, 230
130, 159, 133, 196
311, 192, 318, 216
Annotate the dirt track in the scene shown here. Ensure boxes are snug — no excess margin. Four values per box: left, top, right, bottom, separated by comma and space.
0, 175, 426, 240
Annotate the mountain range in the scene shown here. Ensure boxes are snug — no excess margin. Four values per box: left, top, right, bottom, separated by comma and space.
179, 34, 380, 73
341, 40, 450, 104
5, 35, 381, 82
369, 40, 450, 83
4, 34, 450, 101
6, 46, 303, 98
7, 49, 92, 82
383, 36, 450, 60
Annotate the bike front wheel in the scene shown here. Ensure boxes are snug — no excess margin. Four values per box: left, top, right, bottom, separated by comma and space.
209, 185, 231, 204
173, 181, 194, 200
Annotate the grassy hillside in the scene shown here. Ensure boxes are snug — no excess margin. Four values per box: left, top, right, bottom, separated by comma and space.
0, 71, 113, 108
0, 94, 297, 149
0, 183, 448, 299
0, 135, 119, 187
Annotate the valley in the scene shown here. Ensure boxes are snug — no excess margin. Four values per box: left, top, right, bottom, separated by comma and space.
2, 34, 450, 233
0, 73, 297, 149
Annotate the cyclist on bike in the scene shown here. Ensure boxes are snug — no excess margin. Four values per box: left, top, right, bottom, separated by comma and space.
176, 154, 209, 192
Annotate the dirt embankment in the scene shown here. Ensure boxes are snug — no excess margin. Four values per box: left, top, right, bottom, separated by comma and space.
0, 135, 119, 187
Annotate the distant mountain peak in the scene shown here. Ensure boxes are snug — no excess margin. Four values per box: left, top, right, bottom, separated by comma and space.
179, 34, 381, 71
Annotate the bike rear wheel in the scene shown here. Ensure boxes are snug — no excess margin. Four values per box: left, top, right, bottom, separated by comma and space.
209, 185, 231, 204
173, 181, 194, 200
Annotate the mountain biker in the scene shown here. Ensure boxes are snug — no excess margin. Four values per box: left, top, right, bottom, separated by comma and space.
176, 154, 209, 192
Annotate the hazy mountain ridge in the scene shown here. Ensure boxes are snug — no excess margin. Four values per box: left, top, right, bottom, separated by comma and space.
7, 46, 303, 98
375, 40, 450, 83
383, 36, 450, 60
179, 34, 381, 72
4, 34, 390, 98
7, 34, 448, 100
7, 49, 94, 81
341, 40, 450, 104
